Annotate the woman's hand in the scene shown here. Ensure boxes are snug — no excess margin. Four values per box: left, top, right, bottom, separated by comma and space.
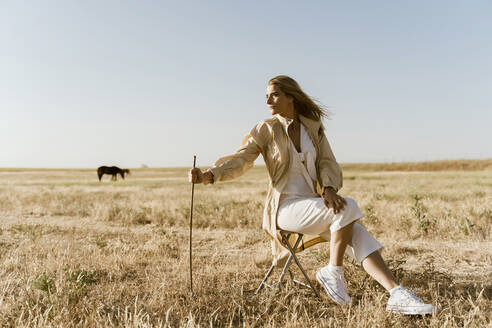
188, 168, 203, 184
323, 187, 347, 214
188, 168, 214, 184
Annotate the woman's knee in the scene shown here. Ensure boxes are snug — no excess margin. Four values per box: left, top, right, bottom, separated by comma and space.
343, 197, 360, 212
349, 222, 383, 263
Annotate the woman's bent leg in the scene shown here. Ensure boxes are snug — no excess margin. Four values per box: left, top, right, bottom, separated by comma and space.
330, 222, 355, 266
342, 222, 398, 290
278, 199, 434, 313
277, 197, 362, 305
362, 251, 399, 291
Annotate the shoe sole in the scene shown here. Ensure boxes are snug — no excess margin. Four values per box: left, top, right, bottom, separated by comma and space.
316, 271, 351, 305
386, 306, 435, 315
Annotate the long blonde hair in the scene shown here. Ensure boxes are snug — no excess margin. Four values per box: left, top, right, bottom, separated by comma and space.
268, 75, 329, 121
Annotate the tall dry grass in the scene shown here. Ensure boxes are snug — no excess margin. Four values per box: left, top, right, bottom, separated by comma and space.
0, 163, 490, 327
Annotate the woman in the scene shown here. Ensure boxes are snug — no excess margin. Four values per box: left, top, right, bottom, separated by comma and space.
189, 75, 434, 315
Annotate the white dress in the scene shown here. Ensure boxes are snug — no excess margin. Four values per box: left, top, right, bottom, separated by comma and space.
277, 123, 382, 263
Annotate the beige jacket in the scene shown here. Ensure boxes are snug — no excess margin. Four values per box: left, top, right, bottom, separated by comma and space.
209, 114, 343, 265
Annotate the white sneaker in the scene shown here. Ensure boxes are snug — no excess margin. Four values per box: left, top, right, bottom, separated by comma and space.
386, 286, 435, 315
316, 266, 351, 305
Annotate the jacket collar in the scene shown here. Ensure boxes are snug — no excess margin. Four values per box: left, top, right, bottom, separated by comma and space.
275, 114, 321, 134
299, 115, 321, 134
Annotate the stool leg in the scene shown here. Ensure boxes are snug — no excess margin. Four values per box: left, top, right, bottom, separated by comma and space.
256, 263, 275, 293
276, 253, 294, 289
288, 268, 295, 282
276, 232, 302, 289
282, 233, 321, 298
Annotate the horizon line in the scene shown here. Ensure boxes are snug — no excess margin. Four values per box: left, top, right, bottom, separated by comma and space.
1, 158, 490, 170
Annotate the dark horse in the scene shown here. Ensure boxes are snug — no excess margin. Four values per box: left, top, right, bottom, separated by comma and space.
97, 166, 130, 181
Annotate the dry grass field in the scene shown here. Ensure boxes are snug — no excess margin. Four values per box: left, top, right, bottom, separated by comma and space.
0, 161, 491, 327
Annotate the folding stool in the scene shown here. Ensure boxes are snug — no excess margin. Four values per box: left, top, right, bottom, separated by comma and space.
255, 230, 321, 298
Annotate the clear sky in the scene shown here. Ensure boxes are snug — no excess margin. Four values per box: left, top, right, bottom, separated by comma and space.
2, 1, 491, 168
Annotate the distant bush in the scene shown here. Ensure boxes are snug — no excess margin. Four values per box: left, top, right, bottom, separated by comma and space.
410, 194, 433, 235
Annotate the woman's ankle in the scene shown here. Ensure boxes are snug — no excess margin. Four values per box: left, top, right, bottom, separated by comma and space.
329, 258, 344, 267
327, 263, 344, 274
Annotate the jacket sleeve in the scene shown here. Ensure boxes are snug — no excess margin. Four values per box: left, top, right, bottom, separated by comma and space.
208, 122, 267, 182
318, 128, 343, 192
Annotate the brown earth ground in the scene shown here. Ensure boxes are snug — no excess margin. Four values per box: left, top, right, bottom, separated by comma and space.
0, 161, 490, 327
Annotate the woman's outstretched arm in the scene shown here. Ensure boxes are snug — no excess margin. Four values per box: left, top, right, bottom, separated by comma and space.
188, 122, 268, 185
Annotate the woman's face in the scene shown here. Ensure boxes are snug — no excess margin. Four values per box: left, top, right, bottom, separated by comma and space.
266, 84, 294, 117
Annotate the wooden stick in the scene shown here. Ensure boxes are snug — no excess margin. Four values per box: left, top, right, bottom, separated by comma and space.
189, 155, 196, 294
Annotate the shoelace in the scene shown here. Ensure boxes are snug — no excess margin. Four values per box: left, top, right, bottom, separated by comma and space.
333, 273, 349, 292
322, 269, 347, 289
398, 289, 423, 304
